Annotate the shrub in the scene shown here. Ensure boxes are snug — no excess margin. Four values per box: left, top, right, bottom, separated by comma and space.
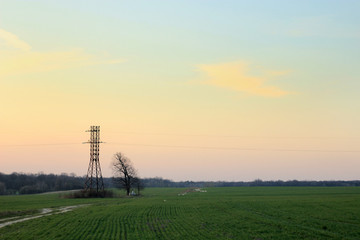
62, 189, 116, 198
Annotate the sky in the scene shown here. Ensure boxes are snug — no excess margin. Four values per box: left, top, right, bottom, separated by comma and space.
1, 0, 359, 181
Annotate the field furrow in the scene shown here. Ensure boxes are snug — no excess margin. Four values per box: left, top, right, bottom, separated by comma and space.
1, 187, 360, 239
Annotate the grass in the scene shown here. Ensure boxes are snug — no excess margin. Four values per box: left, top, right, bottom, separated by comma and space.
1, 187, 360, 239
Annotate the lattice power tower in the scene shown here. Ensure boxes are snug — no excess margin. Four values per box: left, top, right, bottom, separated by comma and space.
84, 126, 105, 193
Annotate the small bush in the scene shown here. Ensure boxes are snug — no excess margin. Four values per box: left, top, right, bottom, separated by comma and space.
62, 189, 116, 198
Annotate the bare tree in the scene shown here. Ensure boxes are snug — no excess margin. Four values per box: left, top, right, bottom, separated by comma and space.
112, 152, 138, 196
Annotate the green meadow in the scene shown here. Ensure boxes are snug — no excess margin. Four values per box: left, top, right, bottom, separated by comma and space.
1, 187, 360, 240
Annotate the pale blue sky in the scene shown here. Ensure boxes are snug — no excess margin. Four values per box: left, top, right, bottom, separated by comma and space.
0, 1, 359, 180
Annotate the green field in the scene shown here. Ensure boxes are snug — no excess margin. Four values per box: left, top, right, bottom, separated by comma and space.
1, 187, 360, 239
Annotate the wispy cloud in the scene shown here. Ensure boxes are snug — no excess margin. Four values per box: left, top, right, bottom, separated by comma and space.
196, 61, 292, 97
0, 28, 124, 77
0, 29, 31, 51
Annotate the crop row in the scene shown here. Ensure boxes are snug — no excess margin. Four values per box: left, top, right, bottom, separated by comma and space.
1, 187, 360, 239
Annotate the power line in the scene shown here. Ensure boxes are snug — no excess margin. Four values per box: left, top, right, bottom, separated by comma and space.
0, 143, 80, 147
107, 142, 360, 153
1, 142, 359, 153
115, 131, 358, 139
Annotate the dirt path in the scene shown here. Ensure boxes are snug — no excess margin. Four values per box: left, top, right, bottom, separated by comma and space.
0, 204, 89, 229
178, 188, 207, 196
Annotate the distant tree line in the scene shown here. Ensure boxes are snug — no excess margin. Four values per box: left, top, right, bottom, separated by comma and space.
0, 172, 84, 195
1, 172, 360, 195
140, 177, 360, 188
